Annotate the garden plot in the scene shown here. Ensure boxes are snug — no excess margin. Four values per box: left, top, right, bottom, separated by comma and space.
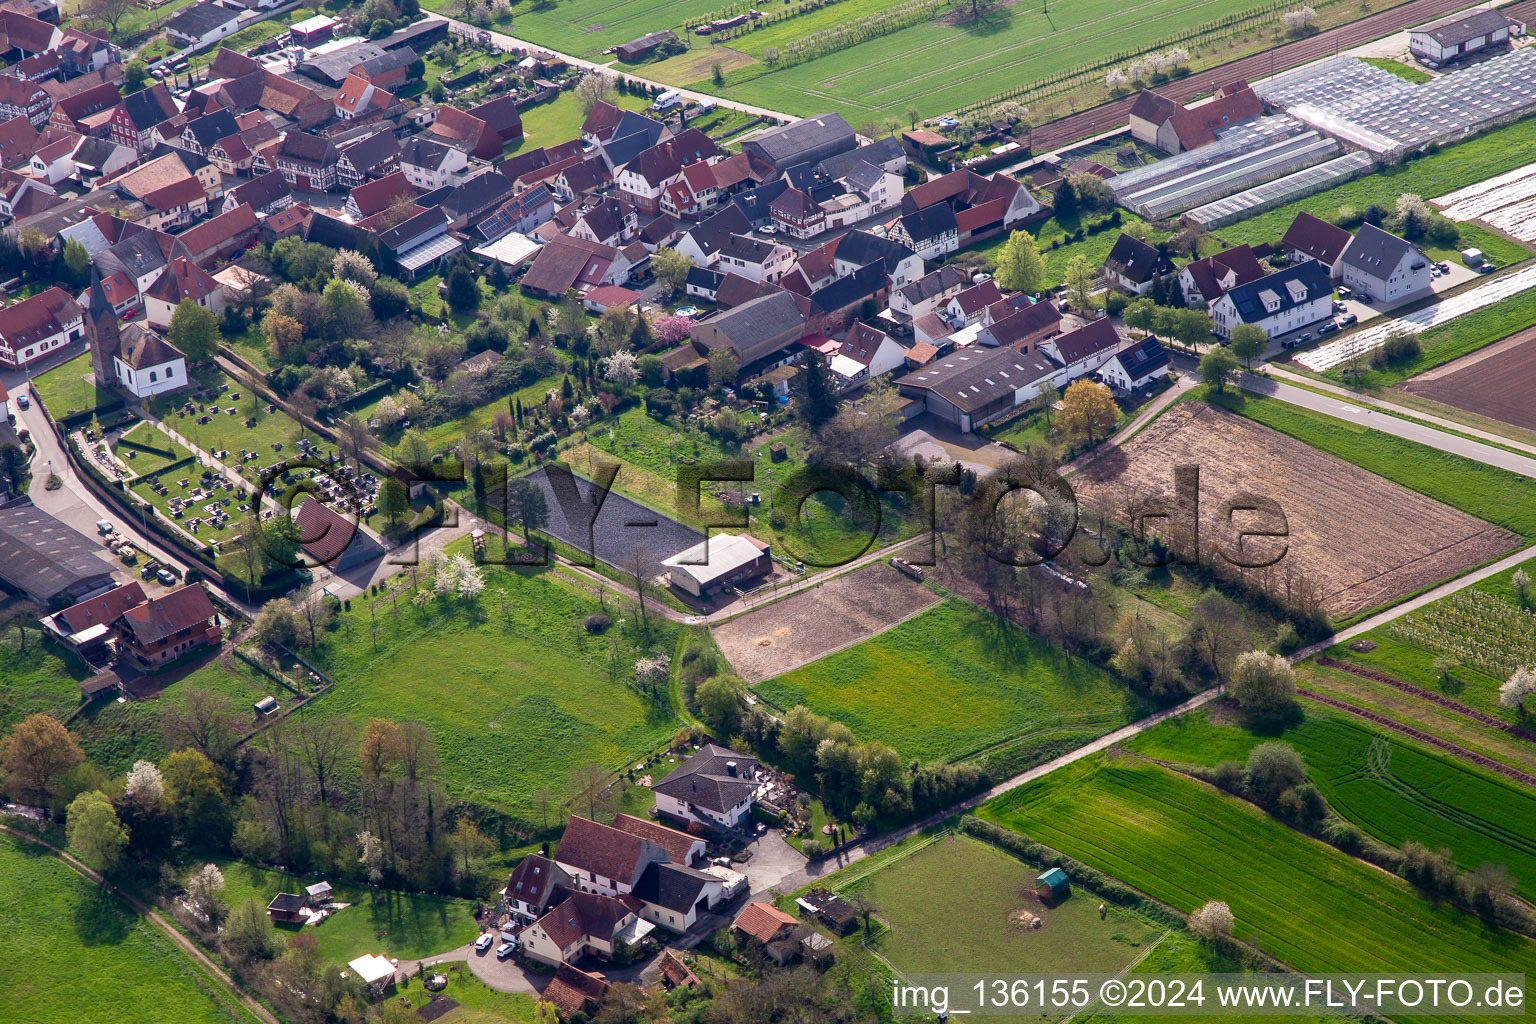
1071, 403, 1519, 616
848, 834, 1163, 976
712, 561, 941, 682
1296, 262, 1536, 370
1434, 160, 1536, 242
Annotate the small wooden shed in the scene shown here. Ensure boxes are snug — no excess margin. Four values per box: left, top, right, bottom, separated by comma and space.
267, 892, 306, 923
1035, 867, 1070, 900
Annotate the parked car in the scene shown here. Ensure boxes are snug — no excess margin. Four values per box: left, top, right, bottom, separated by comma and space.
474, 934, 494, 953
1317, 321, 1339, 336
495, 942, 514, 959
156, 568, 176, 586
1292, 332, 1311, 344
140, 560, 160, 580
1333, 299, 1347, 311
1339, 312, 1358, 326
15, 392, 28, 409
97, 519, 113, 535
1336, 286, 1352, 299
1436, 261, 1450, 273
1480, 262, 1497, 274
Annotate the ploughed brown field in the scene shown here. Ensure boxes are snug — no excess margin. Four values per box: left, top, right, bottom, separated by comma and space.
1398, 326, 1536, 432
1071, 403, 1518, 616
712, 560, 942, 682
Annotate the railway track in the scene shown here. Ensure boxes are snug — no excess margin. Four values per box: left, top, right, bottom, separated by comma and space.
1028, 0, 1536, 152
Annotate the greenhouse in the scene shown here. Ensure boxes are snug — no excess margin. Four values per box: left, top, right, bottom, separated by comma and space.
1187, 151, 1378, 228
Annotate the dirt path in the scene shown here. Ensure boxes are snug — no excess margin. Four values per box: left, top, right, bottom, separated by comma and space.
1297, 689, 1536, 788
0, 823, 278, 1024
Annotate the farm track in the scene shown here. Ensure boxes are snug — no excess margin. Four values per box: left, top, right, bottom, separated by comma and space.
1316, 655, 1536, 740
1029, 0, 1536, 150
1298, 687, 1536, 788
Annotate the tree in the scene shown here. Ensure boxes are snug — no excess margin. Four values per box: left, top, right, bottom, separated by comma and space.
907, 107, 921, 130
1499, 667, 1536, 715
298, 591, 333, 648
169, 300, 220, 362
796, 349, 839, 429
1229, 650, 1297, 715
993, 230, 1044, 293
223, 898, 275, 962
85, 0, 135, 33
255, 598, 301, 650
1064, 254, 1095, 310
1198, 346, 1240, 393
1228, 323, 1267, 369
262, 310, 303, 361
445, 266, 480, 314
651, 247, 692, 296
1070, 172, 1113, 212
575, 73, 614, 113
332, 249, 377, 288
697, 675, 748, 734
378, 476, 409, 528
1245, 740, 1305, 804
62, 238, 91, 280
1515, 568, 1532, 605
0, 442, 27, 490
1124, 296, 1158, 336
1056, 379, 1119, 445
600, 350, 638, 386
1053, 177, 1079, 220
125, 760, 164, 805
1, 714, 84, 806
1189, 900, 1234, 940
568, 763, 617, 821
398, 428, 433, 472
185, 863, 227, 922
67, 790, 127, 873
163, 749, 231, 843
621, 547, 662, 630
707, 348, 739, 391
507, 475, 548, 541
160, 689, 239, 766
1184, 593, 1244, 680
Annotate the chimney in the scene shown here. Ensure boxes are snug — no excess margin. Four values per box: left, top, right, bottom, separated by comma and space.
726, 761, 737, 777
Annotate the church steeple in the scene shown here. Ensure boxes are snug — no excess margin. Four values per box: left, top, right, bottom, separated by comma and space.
87, 264, 120, 389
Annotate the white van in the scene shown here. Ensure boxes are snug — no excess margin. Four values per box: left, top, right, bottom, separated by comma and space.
654, 89, 682, 111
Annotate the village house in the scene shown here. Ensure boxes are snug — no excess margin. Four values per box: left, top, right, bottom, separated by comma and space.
113, 584, 221, 672
615, 129, 722, 215
896, 344, 1064, 433
1103, 232, 1175, 295
889, 204, 957, 260
177, 202, 259, 268
567, 195, 638, 248
742, 112, 855, 174
269, 131, 340, 191
1039, 317, 1127, 379
0, 285, 82, 368
1097, 335, 1171, 391
652, 744, 763, 829
1337, 222, 1432, 304
540, 964, 609, 1018
424, 105, 502, 161
398, 136, 467, 191
1281, 211, 1353, 277
890, 265, 968, 321
142, 256, 223, 329
335, 129, 401, 189
1128, 81, 1263, 153
164, 2, 240, 48
1210, 260, 1333, 339
0, 73, 50, 126
503, 854, 574, 922
1179, 243, 1268, 306
521, 888, 651, 967
221, 169, 291, 216
714, 232, 793, 284
1410, 9, 1522, 64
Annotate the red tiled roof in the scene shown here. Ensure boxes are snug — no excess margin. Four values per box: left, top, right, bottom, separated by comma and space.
116, 585, 216, 646
540, 964, 608, 1016
0, 286, 82, 352
54, 582, 147, 635
292, 495, 359, 566
609, 813, 698, 866
347, 168, 412, 218
733, 902, 798, 943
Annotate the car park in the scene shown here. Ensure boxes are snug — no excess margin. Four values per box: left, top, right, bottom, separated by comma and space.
474, 934, 494, 953
1436, 261, 1450, 273
495, 941, 514, 959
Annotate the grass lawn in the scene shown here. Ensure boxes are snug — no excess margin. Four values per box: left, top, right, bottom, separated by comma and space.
0, 834, 251, 1024
756, 599, 1150, 763
414, 371, 569, 456
1362, 56, 1433, 83
979, 756, 1536, 998
851, 833, 1163, 975
1217, 114, 1536, 256
398, 962, 540, 1023
1207, 389, 1536, 540
1131, 709, 1536, 902
302, 541, 682, 813
211, 860, 479, 963
965, 211, 1167, 288
418, 0, 722, 56
151, 368, 339, 473
31, 352, 114, 419
511, 91, 653, 153
114, 421, 192, 477
1318, 287, 1536, 390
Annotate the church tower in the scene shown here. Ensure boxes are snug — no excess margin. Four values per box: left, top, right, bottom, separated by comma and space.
86, 265, 120, 389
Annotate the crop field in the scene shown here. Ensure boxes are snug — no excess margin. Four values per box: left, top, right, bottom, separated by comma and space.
212, 859, 478, 963
303, 549, 680, 812
1434, 158, 1536, 243
0, 835, 249, 1024
705, 0, 1278, 123
712, 560, 941, 682
978, 757, 1536, 999
850, 834, 1163, 975
1214, 391, 1536, 542
754, 599, 1148, 763
1217, 113, 1536, 259
1398, 326, 1536, 430
420, 0, 721, 55
31, 352, 114, 419
1071, 402, 1519, 616
1131, 710, 1536, 901
113, 421, 192, 478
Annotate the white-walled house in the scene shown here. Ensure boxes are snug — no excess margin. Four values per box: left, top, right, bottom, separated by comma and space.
0, 287, 83, 370
652, 744, 762, 829
1039, 318, 1126, 380
1097, 336, 1171, 391
1210, 261, 1332, 339
1337, 223, 1432, 305
113, 326, 188, 398
142, 258, 225, 330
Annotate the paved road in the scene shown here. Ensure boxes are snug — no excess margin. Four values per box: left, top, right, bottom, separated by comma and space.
1027, 0, 1534, 151
0, 823, 277, 1024
1234, 366, 1536, 476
